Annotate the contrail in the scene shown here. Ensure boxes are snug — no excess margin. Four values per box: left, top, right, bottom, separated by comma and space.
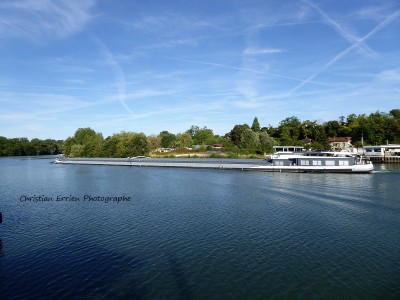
0, 82, 121, 92
163, 56, 333, 87
92, 37, 135, 116
359, 9, 400, 41
287, 8, 400, 95
305, 0, 376, 58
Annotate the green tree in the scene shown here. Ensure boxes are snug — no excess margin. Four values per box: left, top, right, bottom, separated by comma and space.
323, 120, 341, 138
44, 139, 60, 155
193, 127, 214, 145
259, 131, 275, 154
0, 136, 9, 156
388, 119, 400, 143
65, 127, 103, 157
103, 132, 148, 157
8, 138, 30, 156
389, 109, 400, 120
63, 137, 75, 156
312, 125, 329, 150
30, 138, 43, 155
74, 128, 98, 145
229, 124, 250, 146
251, 117, 260, 132
240, 129, 260, 150
130, 133, 150, 156
299, 120, 318, 141
186, 125, 200, 138
83, 133, 103, 157
102, 136, 119, 158
70, 144, 84, 157
279, 126, 293, 145
114, 132, 133, 157
176, 133, 193, 149
277, 116, 302, 145
147, 135, 161, 150
159, 131, 176, 148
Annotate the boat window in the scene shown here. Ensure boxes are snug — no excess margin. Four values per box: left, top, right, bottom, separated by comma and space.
339, 160, 349, 166
325, 160, 335, 166
300, 160, 310, 166
312, 160, 322, 166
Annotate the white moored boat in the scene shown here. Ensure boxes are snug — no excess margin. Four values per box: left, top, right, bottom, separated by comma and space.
251, 146, 374, 173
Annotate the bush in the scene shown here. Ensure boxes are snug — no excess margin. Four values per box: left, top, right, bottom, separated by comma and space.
208, 152, 223, 158
227, 152, 239, 158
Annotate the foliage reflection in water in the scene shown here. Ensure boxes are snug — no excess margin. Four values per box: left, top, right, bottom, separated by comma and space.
0, 157, 399, 299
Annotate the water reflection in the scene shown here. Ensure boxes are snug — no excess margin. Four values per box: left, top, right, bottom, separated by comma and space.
0, 238, 3, 297
0, 157, 399, 299
168, 254, 193, 299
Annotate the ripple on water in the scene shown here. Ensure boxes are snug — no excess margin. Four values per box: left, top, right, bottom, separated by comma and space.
0, 159, 399, 299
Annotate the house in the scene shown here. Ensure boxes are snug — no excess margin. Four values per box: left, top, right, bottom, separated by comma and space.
328, 137, 352, 151
363, 144, 400, 157
155, 148, 173, 153
301, 138, 312, 145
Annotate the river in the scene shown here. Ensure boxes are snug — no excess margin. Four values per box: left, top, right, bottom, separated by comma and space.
0, 156, 399, 299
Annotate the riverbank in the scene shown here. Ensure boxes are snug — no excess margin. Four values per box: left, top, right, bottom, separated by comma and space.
368, 156, 400, 163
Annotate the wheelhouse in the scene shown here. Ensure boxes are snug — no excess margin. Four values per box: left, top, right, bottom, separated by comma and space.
273, 146, 304, 153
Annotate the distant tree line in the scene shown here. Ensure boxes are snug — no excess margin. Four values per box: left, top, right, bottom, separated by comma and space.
62, 128, 149, 158
0, 137, 62, 156
265, 109, 400, 149
1, 109, 399, 157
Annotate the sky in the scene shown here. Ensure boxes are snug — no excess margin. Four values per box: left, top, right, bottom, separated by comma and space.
0, 0, 399, 140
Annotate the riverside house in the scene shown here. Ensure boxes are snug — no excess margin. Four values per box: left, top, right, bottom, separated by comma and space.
328, 137, 352, 151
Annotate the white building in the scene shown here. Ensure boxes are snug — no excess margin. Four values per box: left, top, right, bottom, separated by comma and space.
362, 145, 400, 157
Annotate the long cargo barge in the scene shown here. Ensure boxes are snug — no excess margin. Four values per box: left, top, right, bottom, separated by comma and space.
54, 157, 265, 171
54, 154, 374, 173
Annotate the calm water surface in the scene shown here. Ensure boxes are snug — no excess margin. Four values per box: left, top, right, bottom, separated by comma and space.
0, 157, 399, 299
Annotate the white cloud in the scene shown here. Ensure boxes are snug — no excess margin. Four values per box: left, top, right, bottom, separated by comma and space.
243, 47, 283, 55
0, 0, 96, 40
45, 57, 95, 73
376, 69, 400, 82
233, 100, 265, 109
351, 4, 397, 21
128, 13, 220, 36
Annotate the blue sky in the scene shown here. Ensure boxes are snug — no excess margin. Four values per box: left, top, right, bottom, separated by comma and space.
1, 0, 399, 140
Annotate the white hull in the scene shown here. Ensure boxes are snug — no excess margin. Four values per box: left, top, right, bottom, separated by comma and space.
250, 164, 374, 173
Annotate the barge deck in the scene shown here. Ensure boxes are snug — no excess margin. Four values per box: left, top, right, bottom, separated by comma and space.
54, 157, 265, 171
54, 157, 373, 173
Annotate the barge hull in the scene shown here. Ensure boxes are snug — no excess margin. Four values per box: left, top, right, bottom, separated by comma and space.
54, 158, 373, 173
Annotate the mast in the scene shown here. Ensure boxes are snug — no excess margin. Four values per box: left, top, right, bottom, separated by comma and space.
361, 131, 365, 155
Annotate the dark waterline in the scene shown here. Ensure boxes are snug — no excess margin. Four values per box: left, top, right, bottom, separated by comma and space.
0, 157, 399, 299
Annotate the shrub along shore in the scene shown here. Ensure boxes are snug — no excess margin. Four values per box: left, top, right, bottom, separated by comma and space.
1, 109, 399, 157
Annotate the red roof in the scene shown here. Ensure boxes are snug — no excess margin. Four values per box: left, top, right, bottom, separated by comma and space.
328, 137, 351, 143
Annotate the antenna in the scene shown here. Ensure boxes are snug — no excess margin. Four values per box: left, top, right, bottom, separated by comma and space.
361, 131, 364, 155
361, 131, 364, 147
